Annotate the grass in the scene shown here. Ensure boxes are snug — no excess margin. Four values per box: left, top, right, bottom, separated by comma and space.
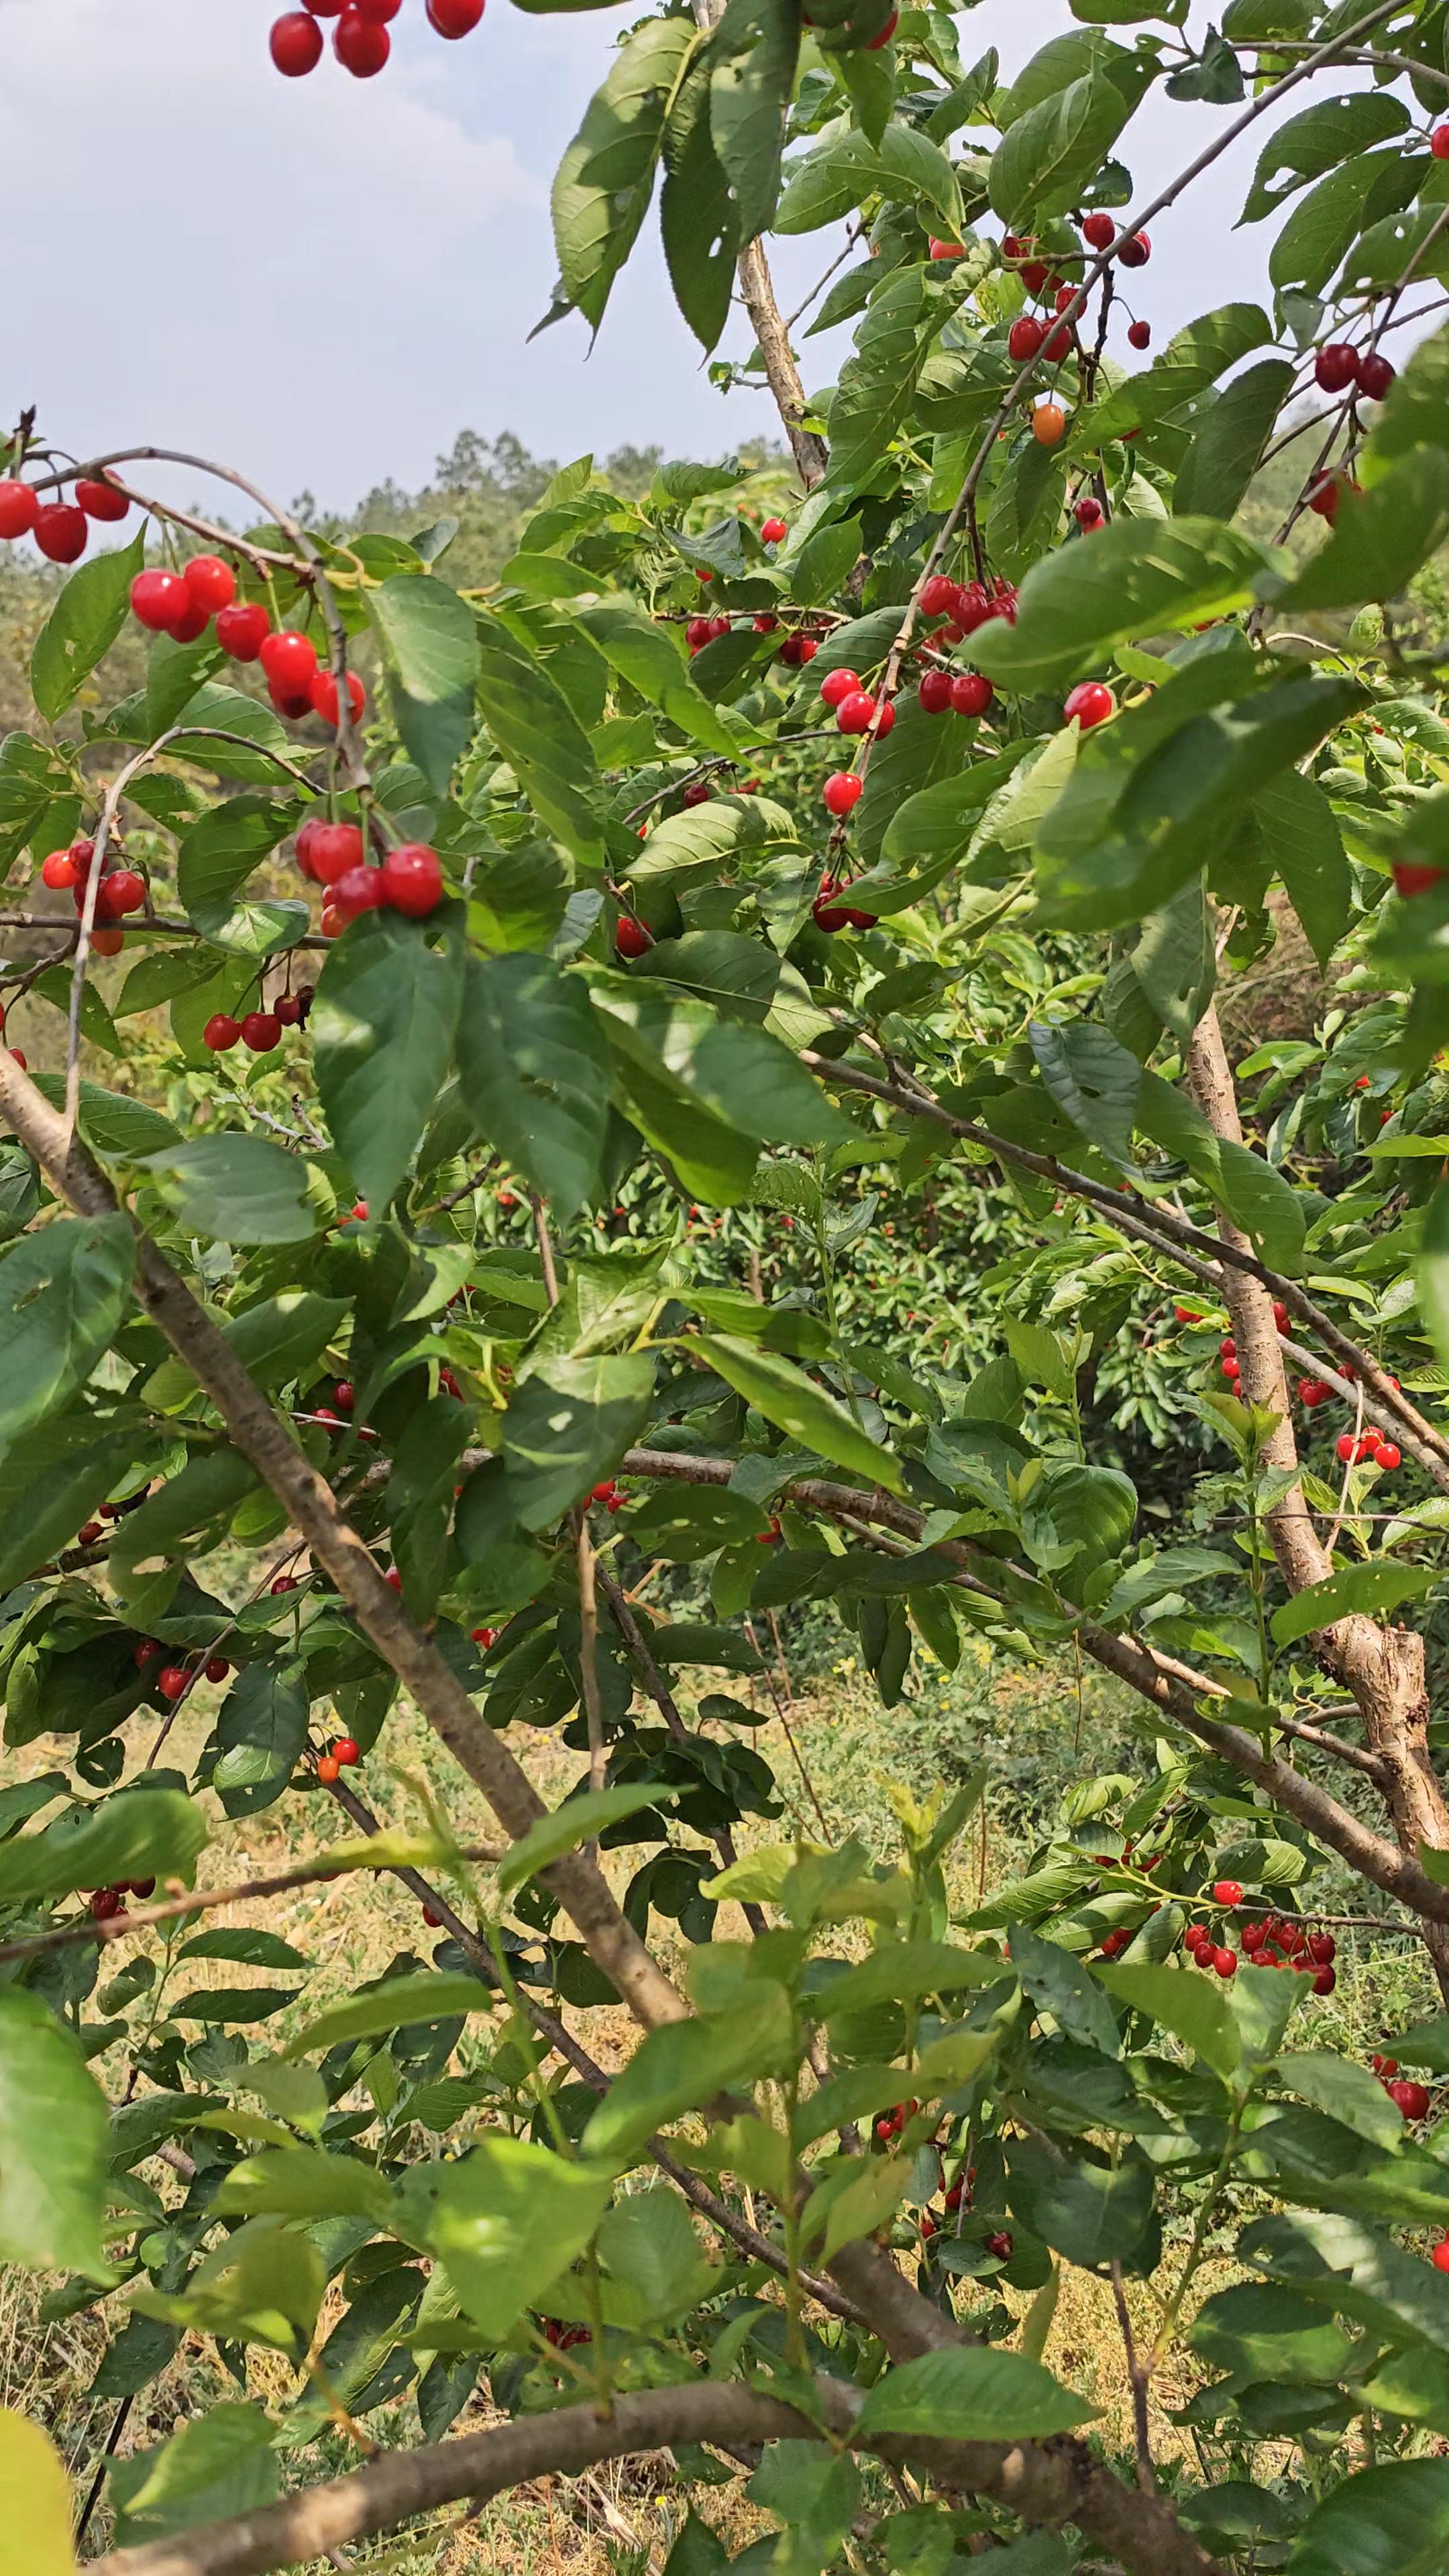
5, 1587, 1444, 2567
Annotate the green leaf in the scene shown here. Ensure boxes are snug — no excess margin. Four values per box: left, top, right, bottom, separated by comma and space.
661, 55, 737, 352
855, 2347, 1099, 2442
1258, 769, 1350, 968
814, 1939, 1001, 2020
312, 908, 464, 1214
502, 1352, 655, 1529
1288, 2461, 1449, 2576
972, 519, 1275, 690
1271, 1561, 1437, 1648
0, 1788, 207, 1903
139, 2215, 323, 2355
455, 955, 608, 1221
825, 267, 941, 493
0, 1424, 140, 1595
1006, 2137, 1153, 2263
139, 1134, 317, 1246
692, 1332, 905, 1493
1092, 1959, 1238, 2080
0, 2409, 78, 2576
30, 530, 146, 723
1274, 450, 1449, 614
581, 1990, 794, 2167
368, 576, 480, 796
214, 2145, 396, 2224
175, 794, 304, 955
0, 1990, 109, 2277
475, 611, 604, 867
1241, 89, 1409, 222
551, 17, 698, 329
393, 2135, 612, 2339
709, 0, 799, 241
1275, 2052, 1406, 2151
284, 1973, 491, 2061
1028, 1019, 1140, 1164
497, 1784, 676, 1894
209, 1664, 311, 1819
574, 602, 742, 755
1081, 305, 1273, 451
775, 125, 963, 237
1419, 1179, 1449, 1375
0, 1212, 133, 1444
1174, 359, 1295, 520
989, 70, 1133, 225
108, 2403, 278, 2550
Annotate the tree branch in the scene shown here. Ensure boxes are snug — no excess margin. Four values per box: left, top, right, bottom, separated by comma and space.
85, 2375, 1222, 2576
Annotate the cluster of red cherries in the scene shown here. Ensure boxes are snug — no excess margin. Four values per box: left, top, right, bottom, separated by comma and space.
0, 467, 131, 564
130, 559, 367, 734
316, 1733, 363, 1785
202, 985, 314, 1059
88, 1879, 156, 1923
294, 818, 445, 938
589, 1479, 628, 1513
1182, 1888, 1339, 1994
270, 0, 483, 80
35, 837, 146, 965
1370, 2054, 1435, 2135
135, 1640, 233, 1702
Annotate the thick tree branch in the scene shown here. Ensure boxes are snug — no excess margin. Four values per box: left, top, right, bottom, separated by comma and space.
85, 2376, 1222, 2576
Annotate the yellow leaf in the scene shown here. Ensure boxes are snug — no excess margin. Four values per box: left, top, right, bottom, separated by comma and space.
0, 2408, 76, 2575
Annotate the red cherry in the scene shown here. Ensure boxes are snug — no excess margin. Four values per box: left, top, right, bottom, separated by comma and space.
682, 782, 710, 808
1213, 1947, 1237, 1979
215, 601, 270, 661
347, 1200, 369, 1224
616, 916, 654, 959
317, 1752, 341, 1784
101, 869, 147, 919
333, 1381, 356, 1413
0, 482, 39, 541
241, 1011, 282, 1054
259, 629, 319, 695
1212, 1879, 1242, 1907
1432, 2239, 1449, 2271
306, 822, 366, 885
1127, 319, 1150, 351
1358, 350, 1395, 400
92, 928, 125, 958
813, 894, 851, 931
380, 843, 444, 917
165, 593, 213, 645
1007, 315, 1047, 364
311, 668, 368, 729
986, 2231, 1013, 2259
1336, 1432, 1358, 1463
385, 1569, 402, 1591
1375, 1442, 1402, 1470
1393, 859, 1442, 898
91, 1888, 126, 1921
918, 669, 953, 714
334, 7, 390, 70
1064, 681, 1115, 729
271, 1574, 299, 1594
1273, 1300, 1289, 1332
131, 570, 188, 633
184, 555, 236, 614
203, 1014, 242, 1053
333, 1735, 361, 1765
205, 1657, 231, 1683
76, 475, 129, 523
332, 865, 386, 922
40, 849, 78, 890
35, 504, 87, 564
157, 1666, 191, 1702
686, 616, 712, 653
951, 672, 993, 718
1389, 2079, 1432, 2122
836, 689, 878, 735
422, 1902, 443, 1927
1315, 343, 1358, 394
820, 666, 860, 708
1308, 1931, 1336, 1964
1118, 231, 1150, 268
1434, 125, 1449, 159
270, 9, 324, 70
426, 0, 485, 28
822, 772, 863, 818
275, 995, 302, 1028
1081, 211, 1115, 250
761, 517, 788, 543
919, 574, 960, 619
1074, 496, 1105, 529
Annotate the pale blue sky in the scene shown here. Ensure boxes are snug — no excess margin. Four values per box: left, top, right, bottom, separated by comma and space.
0, 0, 1409, 513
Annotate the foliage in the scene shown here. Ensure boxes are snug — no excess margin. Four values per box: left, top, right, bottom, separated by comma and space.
12, 4, 1449, 2574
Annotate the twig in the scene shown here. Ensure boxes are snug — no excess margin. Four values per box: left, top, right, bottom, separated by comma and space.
1111, 2261, 1156, 2493
576, 1510, 606, 1799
